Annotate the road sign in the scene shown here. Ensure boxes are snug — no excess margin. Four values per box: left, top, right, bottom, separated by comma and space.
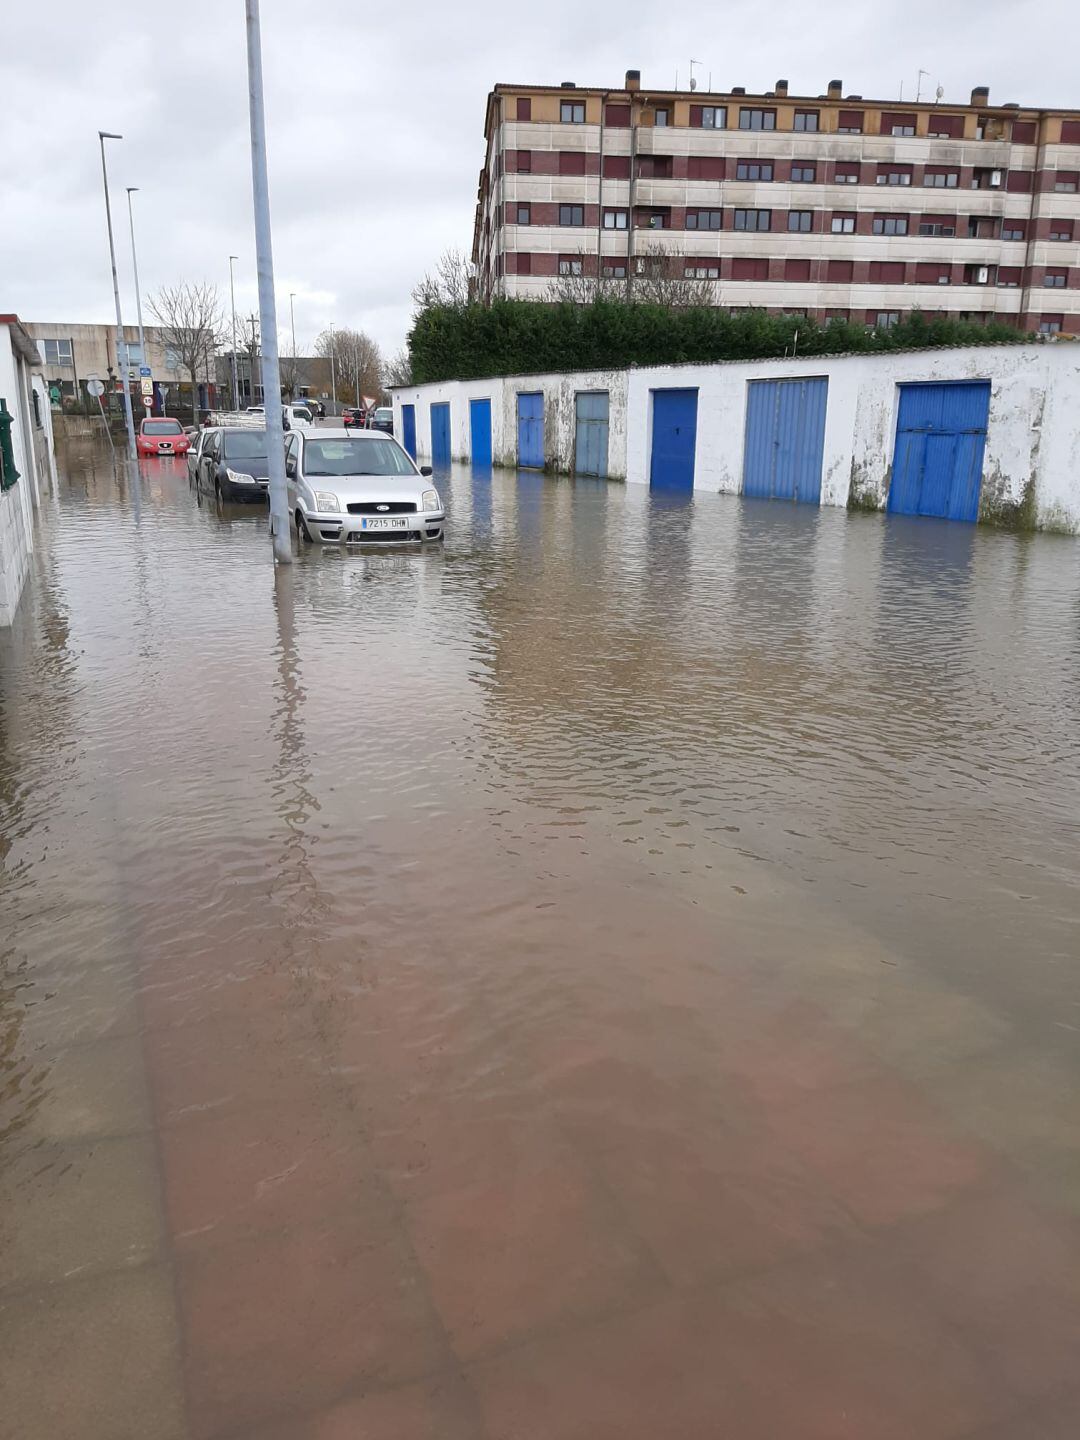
140, 377, 154, 397
139, 366, 151, 377
86, 379, 105, 397
143, 396, 153, 409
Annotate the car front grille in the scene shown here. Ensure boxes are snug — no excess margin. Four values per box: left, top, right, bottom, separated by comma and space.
346, 501, 417, 515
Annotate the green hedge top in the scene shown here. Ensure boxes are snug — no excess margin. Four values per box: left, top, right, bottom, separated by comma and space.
407, 299, 1025, 385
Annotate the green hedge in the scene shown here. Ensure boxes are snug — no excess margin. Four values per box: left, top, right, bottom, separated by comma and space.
408, 300, 1024, 384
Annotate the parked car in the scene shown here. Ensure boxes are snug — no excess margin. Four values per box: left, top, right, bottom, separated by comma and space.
187, 426, 218, 483
245, 405, 265, 415
368, 406, 394, 434
137, 417, 190, 457
195, 426, 272, 504
342, 407, 365, 429
284, 427, 443, 544
283, 404, 314, 430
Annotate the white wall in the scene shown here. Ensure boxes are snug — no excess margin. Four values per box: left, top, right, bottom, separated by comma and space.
392, 343, 1080, 532
0, 326, 39, 625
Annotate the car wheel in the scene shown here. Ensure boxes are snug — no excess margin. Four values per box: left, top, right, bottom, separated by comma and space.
295, 509, 313, 543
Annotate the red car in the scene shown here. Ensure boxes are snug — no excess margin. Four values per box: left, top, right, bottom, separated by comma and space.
137, 417, 190, 457
342, 407, 366, 428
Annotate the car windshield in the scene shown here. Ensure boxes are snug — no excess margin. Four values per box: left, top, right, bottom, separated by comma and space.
303, 438, 414, 477
223, 431, 268, 459
143, 420, 182, 435
374, 409, 392, 420
292, 408, 312, 420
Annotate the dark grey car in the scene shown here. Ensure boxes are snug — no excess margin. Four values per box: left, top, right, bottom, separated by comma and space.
196, 427, 272, 504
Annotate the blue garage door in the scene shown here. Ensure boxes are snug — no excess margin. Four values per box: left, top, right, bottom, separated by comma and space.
470, 398, 492, 468
574, 391, 609, 477
743, 377, 828, 504
888, 382, 990, 523
650, 389, 698, 492
431, 402, 451, 468
517, 392, 544, 469
401, 404, 417, 459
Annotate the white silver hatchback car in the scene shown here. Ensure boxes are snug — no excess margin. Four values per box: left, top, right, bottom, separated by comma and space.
284, 428, 444, 544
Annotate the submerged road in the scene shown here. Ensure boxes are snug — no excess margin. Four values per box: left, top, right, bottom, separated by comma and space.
1, 438, 1079, 1438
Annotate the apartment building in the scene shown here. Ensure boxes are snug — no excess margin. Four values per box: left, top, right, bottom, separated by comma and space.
25, 323, 214, 409
473, 73, 1080, 333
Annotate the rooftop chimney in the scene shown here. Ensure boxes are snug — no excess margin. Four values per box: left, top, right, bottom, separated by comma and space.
775, 78, 789, 97
625, 69, 641, 93
971, 85, 990, 106
560, 80, 576, 89
731, 86, 746, 95
827, 78, 843, 99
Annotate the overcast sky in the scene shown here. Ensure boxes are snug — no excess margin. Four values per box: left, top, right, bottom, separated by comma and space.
1, 0, 1073, 358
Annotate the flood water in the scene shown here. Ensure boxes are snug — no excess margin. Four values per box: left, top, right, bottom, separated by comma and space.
2, 440, 1079, 1439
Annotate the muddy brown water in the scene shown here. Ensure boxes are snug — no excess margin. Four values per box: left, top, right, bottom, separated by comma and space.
1, 443, 1079, 1439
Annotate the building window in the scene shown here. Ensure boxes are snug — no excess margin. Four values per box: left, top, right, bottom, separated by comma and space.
785, 258, 811, 281
835, 167, 859, 184
1039, 317, 1063, 334
558, 256, 584, 276
559, 204, 584, 226
42, 338, 73, 366
685, 210, 722, 230
731, 257, 769, 280
687, 155, 725, 180
516, 205, 531, 224
827, 259, 854, 281
605, 103, 631, 127
164, 345, 182, 370
869, 261, 905, 283
637, 154, 673, 179
874, 312, 901, 328
560, 101, 585, 124
1044, 271, 1068, 287
837, 110, 864, 133
1049, 222, 1075, 241
125, 342, 143, 365
517, 150, 532, 173
516, 98, 532, 122
916, 262, 952, 285
877, 168, 912, 186
733, 208, 771, 231
559, 151, 586, 176
654, 107, 670, 126
787, 210, 813, 232
918, 220, 956, 237
1053, 172, 1079, 192
791, 164, 816, 183
1001, 223, 1025, 241
603, 209, 628, 229
517, 254, 532, 275
685, 265, 720, 279
927, 114, 964, 138
735, 160, 773, 181
997, 267, 1022, 287
603, 155, 630, 179
699, 106, 727, 128
602, 263, 627, 278
739, 108, 776, 131
925, 171, 959, 188
793, 109, 819, 132
873, 215, 909, 235
884, 115, 916, 136
831, 214, 856, 233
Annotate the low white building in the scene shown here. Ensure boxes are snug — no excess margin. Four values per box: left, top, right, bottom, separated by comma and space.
392, 341, 1080, 531
0, 314, 56, 625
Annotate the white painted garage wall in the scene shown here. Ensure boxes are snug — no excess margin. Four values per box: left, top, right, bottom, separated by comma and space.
391, 343, 1080, 532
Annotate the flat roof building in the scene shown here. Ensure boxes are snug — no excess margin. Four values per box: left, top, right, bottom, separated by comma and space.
473, 73, 1080, 333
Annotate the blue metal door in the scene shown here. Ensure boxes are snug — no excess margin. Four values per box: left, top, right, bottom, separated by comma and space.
743, 378, 828, 504
431, 402, 451, 467
469, 398, 492, 468
574, 391, 609, 477
888, 382, 990, 522
401, 404, 417, 459
650, 389, 698, 492
517, 392, 544, 468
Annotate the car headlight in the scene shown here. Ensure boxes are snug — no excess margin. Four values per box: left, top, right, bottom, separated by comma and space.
422, 488, 441, 511
226, 468, 256, 484
314, 491, 341, 512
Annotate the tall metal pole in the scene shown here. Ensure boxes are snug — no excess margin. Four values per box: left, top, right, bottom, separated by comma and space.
289, 292, 297, 401
328, 320, 336, 414
229, 255, 240, 411
244, 0, 291, 562
99, 131, 137, 460
126, 188, 148, 414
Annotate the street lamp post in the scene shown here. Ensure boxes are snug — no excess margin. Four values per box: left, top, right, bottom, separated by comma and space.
328, 321, 336, 415
98, 131, 137, 460
244, 0, 291, 563
125, 188, 147, 370
229, 255, 240, 411
289, 292, 297, 401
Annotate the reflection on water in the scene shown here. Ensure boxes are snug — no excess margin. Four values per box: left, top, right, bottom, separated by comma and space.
1, 444, 1079, 1439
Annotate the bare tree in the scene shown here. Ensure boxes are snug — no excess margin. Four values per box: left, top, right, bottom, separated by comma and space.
411, 247, 474, 310
629, 244, 718, 307
278, 336, 301, 401
147, 281, 224, 421
313, 326, 383, 407
383, 346, 413, 388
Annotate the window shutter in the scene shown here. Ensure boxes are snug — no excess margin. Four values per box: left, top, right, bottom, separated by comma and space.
690, 104, 703, 127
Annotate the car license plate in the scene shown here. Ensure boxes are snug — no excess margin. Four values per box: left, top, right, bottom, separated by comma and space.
158, 444, 173, 452
360, 517, 408, 530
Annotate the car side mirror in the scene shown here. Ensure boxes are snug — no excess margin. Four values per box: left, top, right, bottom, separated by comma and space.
285, 458, 296, 477
419, 465, 433, 477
